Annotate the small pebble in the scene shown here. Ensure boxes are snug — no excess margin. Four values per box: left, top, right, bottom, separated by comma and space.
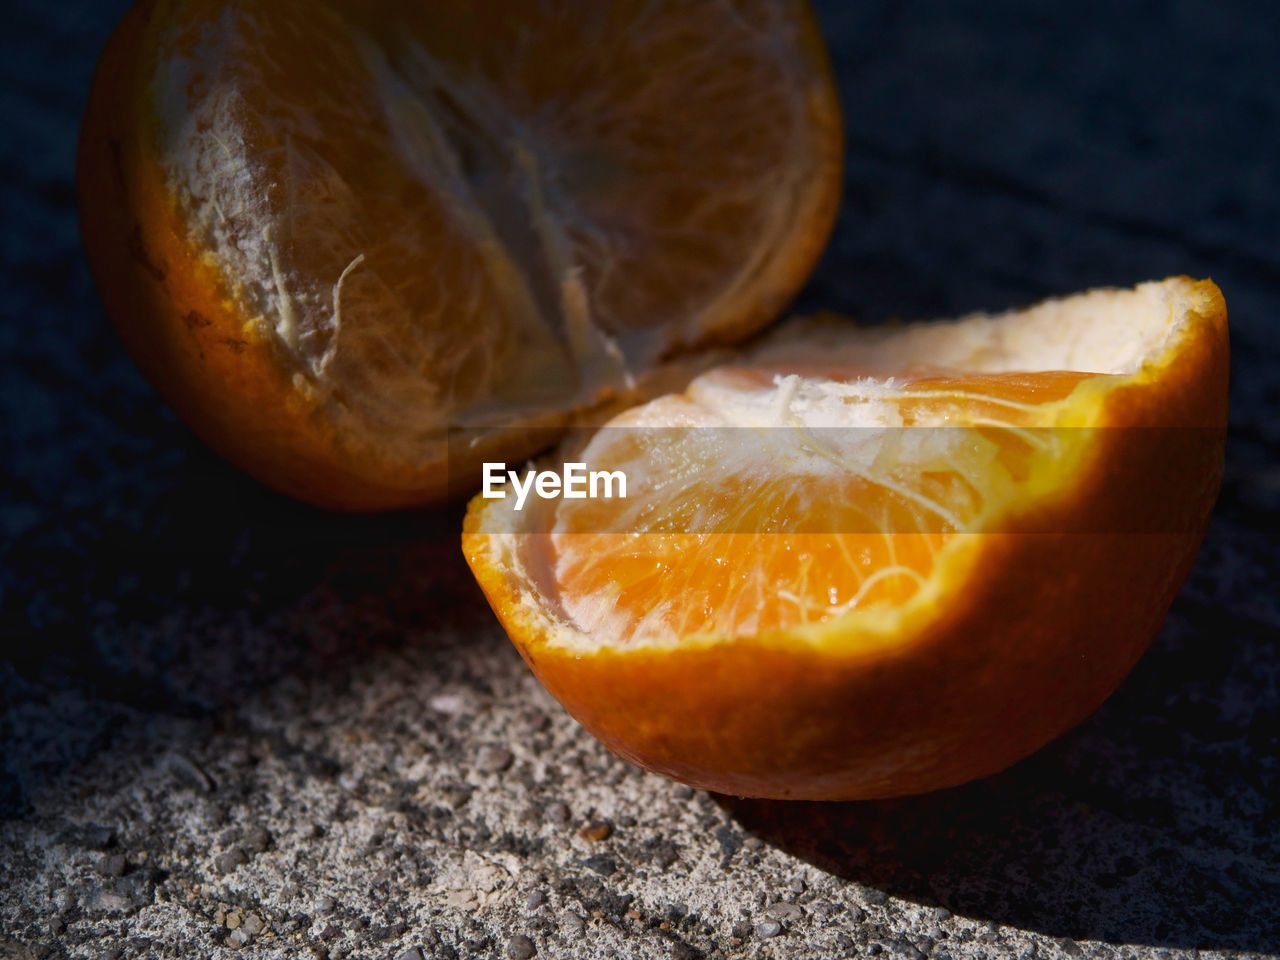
242, 913, 264, 935
476, 745, 514, 773
789, 877, 805, 896
214, 849, 248, 875
526, 889, 548, 909
228, 928, 252, 948
578, 820, 612, 842
97, 854, 126, 878
764, 902, 802, 922
578, 855, 616, 877
164, 751, 214, 792
755, 920, 783, 939
714, 825, 742, 858
242, 826, 272, 853
671, 785, 695, 800
429, 692, 466, 714
95, 890, 131, 913
545, 802, 571, 825
315, 895, 337, 915
731, 920, 751, 940
442, 784, 474, 809
507, 934, 537, 959
561, 913, 586, 938
396, 949, 425, 960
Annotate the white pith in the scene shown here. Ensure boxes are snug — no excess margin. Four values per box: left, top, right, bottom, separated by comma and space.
746, 276, 1187, 379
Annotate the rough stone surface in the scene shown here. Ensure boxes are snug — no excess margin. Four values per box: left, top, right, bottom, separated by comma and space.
3, 2, 1279, 959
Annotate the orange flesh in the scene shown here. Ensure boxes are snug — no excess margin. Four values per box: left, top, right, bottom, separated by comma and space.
136, 0, 839, 428
550, 368, 1109, 643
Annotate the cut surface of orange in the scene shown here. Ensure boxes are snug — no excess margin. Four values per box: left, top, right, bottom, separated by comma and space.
463, 277, 1229, 800
78, 0, 842, 509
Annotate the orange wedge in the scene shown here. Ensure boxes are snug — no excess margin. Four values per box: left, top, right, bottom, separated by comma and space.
78, 0, 842, 509
463, 277, 1228, 800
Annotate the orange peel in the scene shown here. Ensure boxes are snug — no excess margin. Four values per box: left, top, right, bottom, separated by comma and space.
464, 277, 1228, 800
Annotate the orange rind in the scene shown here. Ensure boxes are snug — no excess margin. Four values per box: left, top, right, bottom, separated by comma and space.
464, 277, 1228, 799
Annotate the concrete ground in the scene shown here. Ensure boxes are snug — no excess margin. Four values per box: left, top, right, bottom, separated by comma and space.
2, 1, 1278, 958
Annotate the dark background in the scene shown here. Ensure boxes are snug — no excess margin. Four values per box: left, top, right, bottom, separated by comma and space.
2, 1, 1278, 955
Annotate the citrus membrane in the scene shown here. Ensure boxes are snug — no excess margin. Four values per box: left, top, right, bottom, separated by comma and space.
79, 0, 841, 507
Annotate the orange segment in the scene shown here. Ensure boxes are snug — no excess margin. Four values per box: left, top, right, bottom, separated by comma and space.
463, 277, 1229, 800
78, 0, 841, 509
547, 366, 1118, 642
552, 532, 948, 642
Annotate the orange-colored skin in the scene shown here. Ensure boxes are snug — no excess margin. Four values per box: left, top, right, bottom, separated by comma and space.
77, 0, 843, 512
464, 282, 1227, 800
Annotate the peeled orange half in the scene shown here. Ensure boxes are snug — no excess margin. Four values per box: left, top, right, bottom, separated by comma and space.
463, 277, 1228, 800
78, 0, 841, 509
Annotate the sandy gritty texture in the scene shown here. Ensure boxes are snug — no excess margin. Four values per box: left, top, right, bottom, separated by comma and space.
3, 1, 1280, 958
